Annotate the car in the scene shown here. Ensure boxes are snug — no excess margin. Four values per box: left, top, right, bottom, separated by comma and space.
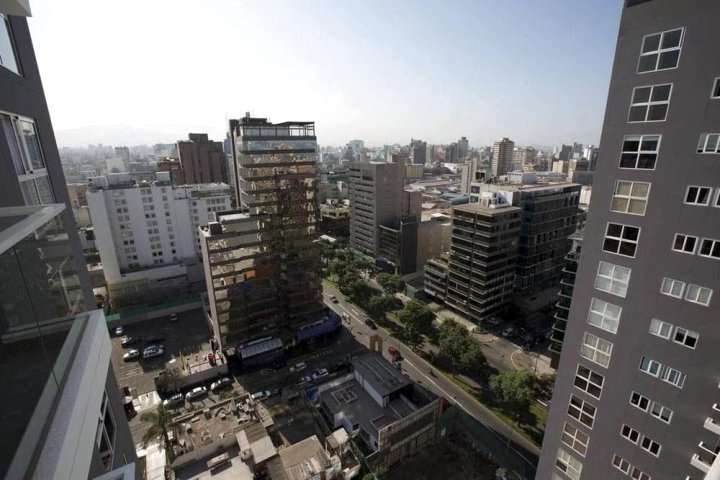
163, 393, 184, 408
170, 313, 178, 322
270, 387, 281, 396
123, 349, 140, 361
210, 378, 233, 392
250, 390, 271, 402
296, 375, 312, 386
500, 327, 517, 339
146, 335, 165, 344
142, 345, 165, 359
364, 319, 377, 329
290, 361, 307, 372
185, 386, 207, 401
312, 368, 329, 380
329, 295, 338, 303
121, 336, 140, 347
114, 325, 125, 336
485, 317, 502, 327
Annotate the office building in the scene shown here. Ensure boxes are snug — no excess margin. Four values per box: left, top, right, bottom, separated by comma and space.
491, 137, 515, 177
156, 158, 185, 184
0, 5, 135, 478
200, 116, 325, 355
460, 157, 483, 195
410, 139, 427, 165
87, 172, 231, 299
549, 229, 583, 369
558, 144, 572, 161
443, 203, 521, 322
458, 136, 469, 160
539, 1, 720, 478
513, 146, 537, 168
177, 133, 226, 184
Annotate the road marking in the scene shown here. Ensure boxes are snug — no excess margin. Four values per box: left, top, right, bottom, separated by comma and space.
509, 349, 523, 370
404, 359, 473, 417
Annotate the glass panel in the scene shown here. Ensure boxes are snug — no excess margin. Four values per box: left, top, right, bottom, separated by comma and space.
651, 84, 671, 101
18, 120, 45, 171
19, 179, 40, 206
640, 136, 659, 151
661, 29, 682, 49
633, 87, 652, 103
658, 50, 680, 69
628, 106, 647, 122
622, 138, 640, 152
647, 104, 667, 121
35, 176, 55, 204
631, 183, 649, 197
637, 154, 656, 169
706, 134, 719, 152
0, 14, 19, 74
642, 33, 661, 53
638, 54, 657, 72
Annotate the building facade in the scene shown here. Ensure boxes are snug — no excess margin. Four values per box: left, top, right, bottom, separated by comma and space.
177, 133, 226, 184
549, 229, 583, 369
539, 1, 720, 478
492, 137, 515, 177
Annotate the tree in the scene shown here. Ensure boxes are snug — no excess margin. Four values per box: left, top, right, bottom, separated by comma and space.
438, 319, 468, 372
156, 367, 181, 394
403, 322, 424, 350
458, 340, 487, 375
377, 273, 405, 294
489, 369, 540, 411
141, 405, 174, 462
365, 294, 395, 319
397, 300, 435, 334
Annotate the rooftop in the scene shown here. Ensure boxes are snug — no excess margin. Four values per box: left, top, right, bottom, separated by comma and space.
266, 435, 332, 480
351, 353, 411, 398
452, 203, 521, 215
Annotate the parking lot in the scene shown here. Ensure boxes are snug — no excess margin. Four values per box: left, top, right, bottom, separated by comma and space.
110, 308, 214, 396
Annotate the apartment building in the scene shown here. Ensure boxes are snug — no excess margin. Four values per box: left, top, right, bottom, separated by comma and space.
177, 133, 227, 184
549, 229, 583, 369
491, 137, 515, 177
539, 1, 720, 478
87, 172, 231, 296
200, 116, 324, 355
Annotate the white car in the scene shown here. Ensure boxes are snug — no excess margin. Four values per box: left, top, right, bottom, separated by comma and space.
290, 361, 307, 372
142, 345, 164, 359
296, 376, 312, 387
185, 387, 207, 401
170, 313, 178, 322
163, 393, 184, 408
210, 378, 232, 392
312, 368, 329, 380
250, 390, 271, 402
123, 349, 140, 361
114, 325, 125, 336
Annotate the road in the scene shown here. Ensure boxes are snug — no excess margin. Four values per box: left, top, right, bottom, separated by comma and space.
322, 281, 541, 461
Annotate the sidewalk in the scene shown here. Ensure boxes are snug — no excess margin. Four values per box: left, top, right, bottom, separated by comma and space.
136, 442, 166, 480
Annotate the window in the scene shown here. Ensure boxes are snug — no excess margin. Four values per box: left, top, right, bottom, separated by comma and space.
628, 84, 672, 122
580, 332, 613, 368
640, 436, 661, 456
603, 223, 640, 257
595, 262, 631, 297
96, 391, 116, 471
713, 78, 720, 99
673, 327, 698, 349
639, 356, 662, 377
631, 467, 651, 480
630, 391, 650, 411
697, 133, 720, 154
611, 180, 650, 215
685, 186, 712, 206
612, 454, 631, 474
685, 284, 712, 306
0, 14, 19, 74
568, 395, 597, 428
699, 238, 720, 259
672, 234, 697, 254
650, 402, 673, 424
662, 366, 686, 388
637, 28, 683, 73
621, 424, 640, 444
660, 277, 685, 298
649, 319, 672, 339
619, 135, 660, 169
555, 448, 583, 480
587, 298, 622, 334
574, 365, 604, 399
561, 422, 590, 456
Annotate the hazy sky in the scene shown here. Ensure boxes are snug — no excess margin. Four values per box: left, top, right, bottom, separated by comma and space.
29, 0, 622, 148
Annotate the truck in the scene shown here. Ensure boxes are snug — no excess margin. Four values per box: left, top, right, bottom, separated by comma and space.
387, 345, 402, 362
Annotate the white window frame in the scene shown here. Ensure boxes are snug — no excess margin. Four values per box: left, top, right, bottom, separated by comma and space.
628, 83, 673, 123
637, 27, 684, 74
673, 327, 699, 349
612, 454, 631, 474
610, 180, 650, 215
556, 448, 583, 480
630, 391, 650, 412
594, 261, 631, 298
621, 424, 640, 444
561, 422, 590, 457
713, 78, 720, 99
661, 366, 686, 388
660, 277, 685, 298
650, 401, 673, 424
698, 133, 720, 154
672, 233, 698, 254
685, 283, 712, 306
568, 394, 596, 429
603, 222, 640, 258
580, 332, 613, 368
640, 436, 661, 457
685, 186, 713, 206
587, 298, 622, 334
649, 318, 672, 339
574, 364, 604, 400
699, 238, 720, 259
619, 134, 660, 170
639, 356, 662, 377
631, 467, 651, 480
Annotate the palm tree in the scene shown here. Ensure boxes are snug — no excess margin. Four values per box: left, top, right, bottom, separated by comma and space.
141, 405, 174, 463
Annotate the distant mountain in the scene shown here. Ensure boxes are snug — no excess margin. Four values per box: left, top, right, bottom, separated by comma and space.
54, 124, 226, 147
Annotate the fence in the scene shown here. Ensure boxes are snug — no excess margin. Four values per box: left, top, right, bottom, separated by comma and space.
105, 296, 203, 324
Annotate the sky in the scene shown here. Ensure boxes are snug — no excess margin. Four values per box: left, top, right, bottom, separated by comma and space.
28, 0, 623, 148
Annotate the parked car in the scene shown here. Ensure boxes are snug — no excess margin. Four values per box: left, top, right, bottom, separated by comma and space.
290, 361, 307, 372
146, 335, 165, 344
163, 393, 184, 408
185, 386, 207, 401
121, 336, 140, 348
500, 327, 517, 339
296, 376, 312, 387
142, 345, 164, 359
312, 368, 329, 380
114, 325, 125, 336
365, 319, 377, 329
251, 390, 271, 402
329, 295, 338, 303
210, 378, 233, 392
170, 313, 178, 322
485, 317, 502, 326
123, 349, 140, 361
387, 346, 402, 361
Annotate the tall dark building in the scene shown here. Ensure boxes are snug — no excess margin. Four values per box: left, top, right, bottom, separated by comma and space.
539, 1, 720, 478
410, 139, 427, 165
0, 5, 136, 478
176, 133, 226, 184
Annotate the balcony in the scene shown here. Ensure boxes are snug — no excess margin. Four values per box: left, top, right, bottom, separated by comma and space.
691, 453, 711, 474
706, 416, 720, 436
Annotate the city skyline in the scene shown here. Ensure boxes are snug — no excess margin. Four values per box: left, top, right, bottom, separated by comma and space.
30, 0, 622, 147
